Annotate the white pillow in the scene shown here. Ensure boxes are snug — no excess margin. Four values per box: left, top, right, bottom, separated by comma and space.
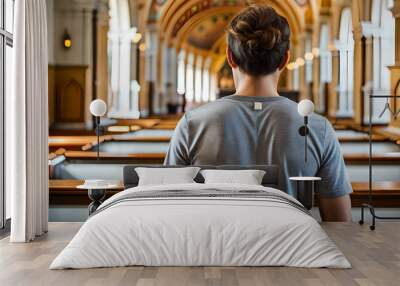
135, 167, 201, 186
200, 169, 266, 185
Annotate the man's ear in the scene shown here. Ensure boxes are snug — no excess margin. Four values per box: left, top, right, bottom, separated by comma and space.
278, 50, 290, 71
226, 47, 238, 68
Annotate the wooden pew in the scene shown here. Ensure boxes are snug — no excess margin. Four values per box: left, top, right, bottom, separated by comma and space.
338, 134, 387, 143
63, 151, 165, 164
151, 124, 177, 130
110, 136, 171, 142
116, 119, 160, 129
107, 125, 142, 134
49, 135, 113, 152
152, 119, 179, 130
49, 179, 400, 207
50, 151, 398, 181
48, 148, 66, 161
344, 152, 400, 163
50, 132, 170, 154
60, 151, 400, 164
366, 126, 400, 142
49, 148, 66, 178
350, 181, 400, 207
333, 124, 349, 130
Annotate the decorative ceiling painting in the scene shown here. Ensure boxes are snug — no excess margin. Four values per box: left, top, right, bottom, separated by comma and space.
171, 0, 248, 37
148, 0, 168, 22
186, 13, 235, 50
150, 0, 312, 51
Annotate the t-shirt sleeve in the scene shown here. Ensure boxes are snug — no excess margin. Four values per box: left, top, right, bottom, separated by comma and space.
164, 115, 191, 166
316, 121, 353, 198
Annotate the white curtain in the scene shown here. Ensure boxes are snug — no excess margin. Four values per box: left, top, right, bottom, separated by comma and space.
8, 0, 49, 242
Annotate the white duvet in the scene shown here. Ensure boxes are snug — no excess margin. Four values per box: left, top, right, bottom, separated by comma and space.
50, 183, 351, 269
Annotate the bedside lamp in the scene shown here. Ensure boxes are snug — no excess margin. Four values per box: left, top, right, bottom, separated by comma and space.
297, 99, 314, 163
90, 99, 107, 160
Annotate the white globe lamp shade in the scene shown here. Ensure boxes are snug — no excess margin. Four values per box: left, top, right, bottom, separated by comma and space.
90, 99, 107, 117
298, 99, 314, 117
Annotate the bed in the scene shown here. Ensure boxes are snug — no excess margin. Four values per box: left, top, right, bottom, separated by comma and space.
50, 165, 350, 269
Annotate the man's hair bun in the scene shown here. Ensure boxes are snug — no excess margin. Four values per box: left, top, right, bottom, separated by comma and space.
227, 5, 290, 76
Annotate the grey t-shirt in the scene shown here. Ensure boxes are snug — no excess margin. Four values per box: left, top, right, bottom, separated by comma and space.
164, 95, 352, 198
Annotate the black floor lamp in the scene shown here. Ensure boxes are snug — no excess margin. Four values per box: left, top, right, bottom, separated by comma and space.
359, 94, 400, 230
297, 99, 314, 162
89, 99, 107, 160
289, 99, 322, 210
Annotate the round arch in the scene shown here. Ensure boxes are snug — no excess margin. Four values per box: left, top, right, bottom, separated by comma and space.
335, 7, 354, 117
159, 0, 305, 48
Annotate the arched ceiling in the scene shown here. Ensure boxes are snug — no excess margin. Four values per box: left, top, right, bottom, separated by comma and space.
186, 13, 234, 50
147, 0, 320, 56
147, 0, 168, 23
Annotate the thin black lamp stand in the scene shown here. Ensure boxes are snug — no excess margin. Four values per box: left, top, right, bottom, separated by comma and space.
359, 94, 400, 230
298, 99, 314, 163
299, 116, 309, 162
86, 99, 108, 215
95, 116, 100, 160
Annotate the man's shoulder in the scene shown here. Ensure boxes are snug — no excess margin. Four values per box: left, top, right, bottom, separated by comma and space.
183, 96, 330, 128
185, 98, 237, 121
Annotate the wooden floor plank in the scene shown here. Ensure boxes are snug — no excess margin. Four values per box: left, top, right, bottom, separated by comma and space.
1, 222, 400, 286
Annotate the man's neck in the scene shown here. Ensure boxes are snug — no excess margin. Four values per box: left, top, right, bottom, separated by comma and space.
234, 73, 280, 97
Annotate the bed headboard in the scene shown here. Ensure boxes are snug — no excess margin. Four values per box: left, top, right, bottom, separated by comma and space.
123, 165, 279, 189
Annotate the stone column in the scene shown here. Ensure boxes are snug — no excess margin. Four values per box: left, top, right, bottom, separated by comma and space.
95, 2, 109, 105
194, 54, 203, 103
162, 46, 178, 111
352, 27, 365, 125
144, 27, 158, 115
77, 2, 95, 129
359, 23, 387, 125
316, 10, 330, 114
296, 35, 306, 99
362, 35, 374, 124
155, 37, 165, 114
329, 49, 339, 118
336, 44, 354, 118
210, 72, 218, 101
312, 52, 321, 112
108, 27, 140, 118
286, 68, 293, 90
202, 57, 211, 102
185, 51, 195, 103
293, 67, 300, 91
361, 18, 395, 125
139, 42, 148, 115
304, 32, 313, 101
169, 47, 178, 102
